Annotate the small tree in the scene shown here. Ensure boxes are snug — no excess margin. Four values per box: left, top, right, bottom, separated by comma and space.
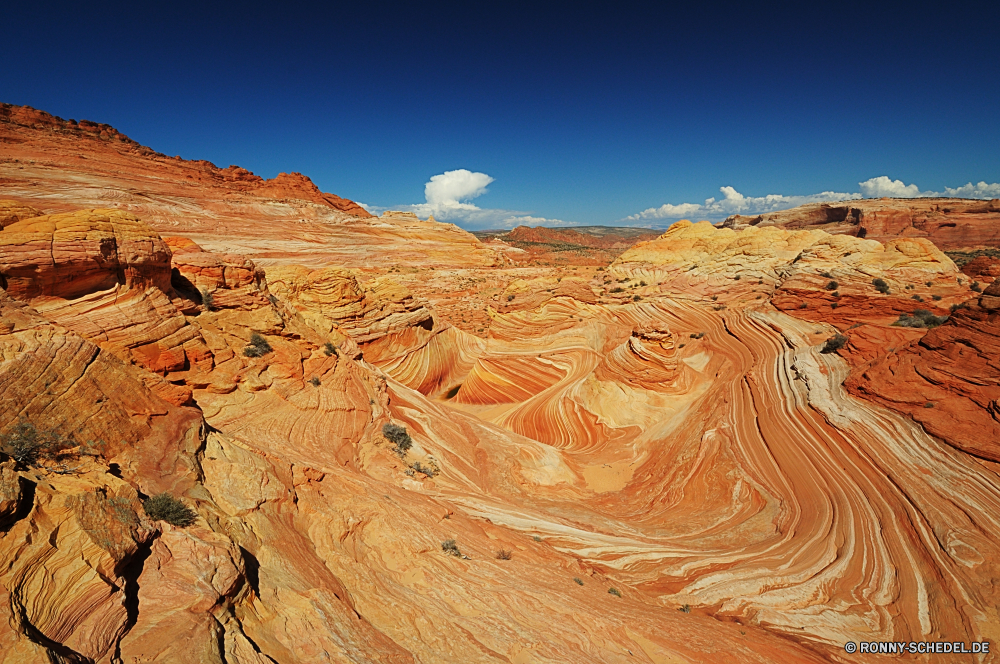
872, 278, 890, 294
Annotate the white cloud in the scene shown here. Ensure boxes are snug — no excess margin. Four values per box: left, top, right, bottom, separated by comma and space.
385, 169, 584, 229
858, 176, 923, 198
404, 169, 496, 219
624, 186, 858, 221
623, 176, 1000, 222
944, 181, 1000, 198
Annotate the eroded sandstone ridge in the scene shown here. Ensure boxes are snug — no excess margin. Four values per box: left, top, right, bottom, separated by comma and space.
722, 197, 1000, 250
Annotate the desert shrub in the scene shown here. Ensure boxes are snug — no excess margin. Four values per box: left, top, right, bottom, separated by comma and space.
200, 288, 215, 311
610, 287, 624, 293
639, 280, 647, 286
382, 423, 412, 455
608, 588, 622, 597
243, 332, 273, 358
506, 294, 515, 301
932, 294, 942, 301
574, 577, 584, 586
679, 604, 691, 613
825, 281, 838, 290
912, 295, 923, 301
142, 493, 197, 527
308, 376, 321, 387
830, 302, 838, 309
819, 271, 832, 278
733, 275, 741, 280
831, 291, 840, 297
872, 278, 890, 294
894, 309, 949, 328
495, 548, 513, 560
821, 334, 848, 354
323, 341, 337, 356
690, 332, 704, 339
0, 422, 73, 467
533, 535, 542, 542
441, 539, 461, 556
410, 461, 438, 477
926, 281, 933, 287
713, 304, 727, 311
632, 295, 641, 302
971, 281, 982, 292
710, 295, 718, 301
798, 302, 808, 309
924, 402, 935, 408
906, 284, 914, 290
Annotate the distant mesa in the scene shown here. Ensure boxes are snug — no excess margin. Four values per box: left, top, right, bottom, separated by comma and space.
721, 197, 1000, 251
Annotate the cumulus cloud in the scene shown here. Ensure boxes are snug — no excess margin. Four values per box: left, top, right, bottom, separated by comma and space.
625, 186, 858, 221
624, 176, 1000, 222
858, 176, 923, 198
943, 181, 1000, 198
388, 169, 583, 229
417, 169, 495, 217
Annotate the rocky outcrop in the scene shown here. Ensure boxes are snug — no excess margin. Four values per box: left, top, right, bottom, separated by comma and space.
0, 200, 42, 229
248, 171, 372, 216
0, 210, 213, 377
612, 219, 970, 325
722, 197, 1000, 250
846, 279, 1000, 461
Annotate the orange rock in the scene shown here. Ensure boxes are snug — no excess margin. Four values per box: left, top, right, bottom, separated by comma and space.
723, 196, 1000, 250
0, 199, 43, 229
846, 281, 1000, 461
0, 209, 213, 377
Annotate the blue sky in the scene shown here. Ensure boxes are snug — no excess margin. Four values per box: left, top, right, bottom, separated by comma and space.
3, 1, 998, 229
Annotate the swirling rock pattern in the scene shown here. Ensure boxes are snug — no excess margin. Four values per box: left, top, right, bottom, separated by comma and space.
1, 116, 999, 661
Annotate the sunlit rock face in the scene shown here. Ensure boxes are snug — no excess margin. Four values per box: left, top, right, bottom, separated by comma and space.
722, 196, 1000, 250
2, 106, 1000, 661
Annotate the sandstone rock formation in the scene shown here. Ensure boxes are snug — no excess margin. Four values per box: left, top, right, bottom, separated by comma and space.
0, 104, 507, 272
722, 197, 1000, 250
3, 103, 1000, 663
846, 278, 1000, 461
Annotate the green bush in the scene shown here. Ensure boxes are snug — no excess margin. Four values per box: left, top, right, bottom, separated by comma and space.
308, 376, 321, 387
142, 493, 197, 527
894, 309, 949, 328
825, 280, 839, 291
382, 423, 412, 455
323, 341, 337, 356
200, 288, 216, 311
872, 278, 890, 294
441, 539, 461, 557
608, 587, 622, 597
243, 332, 273, 358
0, 422, 73, 467
821, 334, 848, 354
